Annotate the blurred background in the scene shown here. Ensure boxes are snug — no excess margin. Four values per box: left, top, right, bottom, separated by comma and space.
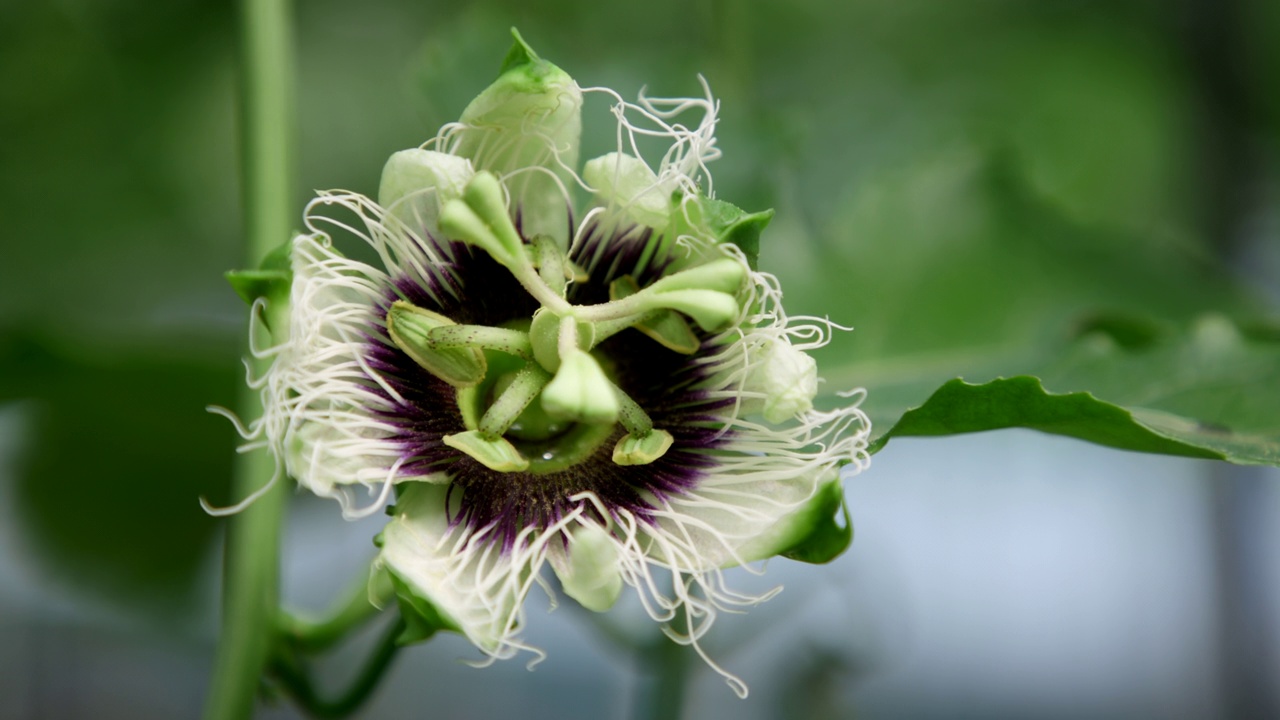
1, 0, 1278, 717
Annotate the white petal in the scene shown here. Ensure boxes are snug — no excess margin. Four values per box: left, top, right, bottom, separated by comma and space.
377, 150, 474, 240
379, 484, 521, 653
270, 234, 403, 499
550, 522, 623, 613
583, 151, 673, 230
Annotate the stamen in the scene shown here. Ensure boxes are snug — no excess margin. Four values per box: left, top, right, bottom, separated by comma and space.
440, 172, 572, 314
443, 430, 529, 472
607, 276, 698, 354
386, 301, 487, 387
608, 379, 674, 466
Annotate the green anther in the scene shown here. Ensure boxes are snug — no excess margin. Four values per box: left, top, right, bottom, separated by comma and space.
427, 324, 533, 360
531, 236, 567, 297
639, 289, 740, 332
541, 351, 619, 424
612, 429, 674, 466
478, 364, 553, 437
443, 430, 529, 472
608, 276, 699, 354
386, 301, 487, 388
647, 257, 746, 295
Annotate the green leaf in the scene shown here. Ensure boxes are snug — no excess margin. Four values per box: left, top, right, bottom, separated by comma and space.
780, 480, 853, 564
870, 316, 1280, 465
799, 156, 1279, 465
700, 197, 774, 270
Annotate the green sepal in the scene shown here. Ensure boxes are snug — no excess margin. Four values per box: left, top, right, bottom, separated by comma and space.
500, 27, 539, 75
779, 480, 853, 564
704, 199, 773, 270
387, 572, 458, 645
225, 268, 290, 306
672, 194, 774, 270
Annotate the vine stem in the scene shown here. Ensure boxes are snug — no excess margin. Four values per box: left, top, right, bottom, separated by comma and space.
203, 0, 295, 717
636, 633, 692, 720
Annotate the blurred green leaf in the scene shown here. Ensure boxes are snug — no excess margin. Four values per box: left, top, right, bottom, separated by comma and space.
800, 156, 1278, 464
2, 331, 237, 618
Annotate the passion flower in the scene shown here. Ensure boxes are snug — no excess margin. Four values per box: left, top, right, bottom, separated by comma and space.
234, 31, 869, 696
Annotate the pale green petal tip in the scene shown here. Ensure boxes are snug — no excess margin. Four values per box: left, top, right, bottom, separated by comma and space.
500, 28, 539, 75
557, 524, 623, 613
459, 30, 581, 136
443, 430, 530, 472
456, 31, 582, 241
583, 152, 672, 229
378, 150, 474, 231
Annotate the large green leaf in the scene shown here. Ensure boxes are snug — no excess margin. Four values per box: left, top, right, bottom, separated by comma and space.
793, 158, 1279, 465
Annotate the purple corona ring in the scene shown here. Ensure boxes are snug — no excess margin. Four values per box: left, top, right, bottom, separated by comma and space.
233, 32, 869, 696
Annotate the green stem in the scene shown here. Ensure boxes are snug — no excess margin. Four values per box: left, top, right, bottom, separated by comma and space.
203, 0, 295, 718
270, 616, 409, 719
277, 571, 394, 654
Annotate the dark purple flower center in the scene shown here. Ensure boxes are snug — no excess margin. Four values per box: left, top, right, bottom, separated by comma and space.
366, 221, 733, 549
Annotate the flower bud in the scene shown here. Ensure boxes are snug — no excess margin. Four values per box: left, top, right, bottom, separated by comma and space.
453, 30, 582, 241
